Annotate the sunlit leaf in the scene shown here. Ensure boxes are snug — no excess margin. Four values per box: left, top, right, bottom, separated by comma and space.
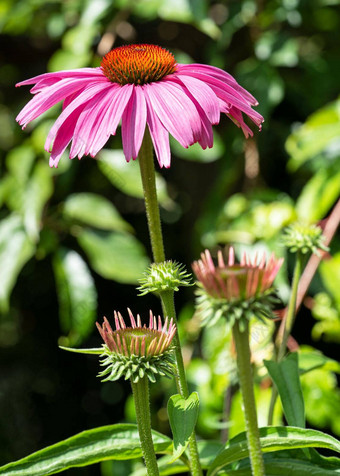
97, 150, 174, 208
219, 448, 340, 475
286, 98, 340, 170
311, 293, 340, 343
167, 392, 200, 462
301, 366, 340, 436
207, 426, 340, 476
264, 353, 305, 428
299, 347, 340, 374
296, 168, 340, 223
170, 132, 224, 163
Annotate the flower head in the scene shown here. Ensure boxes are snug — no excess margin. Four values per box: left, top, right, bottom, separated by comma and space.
192, 248, 283, 329
282, 223, 329, 256
16, 44, 263, 168
96, 309, 176, 383
137, 260, 193, 296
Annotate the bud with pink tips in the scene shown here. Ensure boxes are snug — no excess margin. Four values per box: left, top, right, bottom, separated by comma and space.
192, 247, 283, 329
96, 309, 176, 383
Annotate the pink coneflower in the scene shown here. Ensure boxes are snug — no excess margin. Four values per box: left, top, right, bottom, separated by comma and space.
96, 309, 176, 382
16, 44, 264, 168
193, 248, 283, 301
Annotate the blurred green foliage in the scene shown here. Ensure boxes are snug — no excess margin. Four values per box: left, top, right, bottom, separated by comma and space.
1, 0, 340, 472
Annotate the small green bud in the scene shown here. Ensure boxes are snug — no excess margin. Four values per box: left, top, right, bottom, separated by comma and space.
137, 260, 193, 296
282, 223, 329, 256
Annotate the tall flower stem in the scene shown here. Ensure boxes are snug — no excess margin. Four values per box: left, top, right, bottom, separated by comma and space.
232, 321, 265, 476
267, 252, 303, 425
138, 129, 165, 264
131, 377, 160, 476
138, 131, 203, 476
160, 290, 203, 476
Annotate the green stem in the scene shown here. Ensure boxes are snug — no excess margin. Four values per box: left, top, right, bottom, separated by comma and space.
138, 132, 203, 476
267, 252, 303, 425
131, 377, 160, 476
138, 129, 165, 263
232, 321, 265, 476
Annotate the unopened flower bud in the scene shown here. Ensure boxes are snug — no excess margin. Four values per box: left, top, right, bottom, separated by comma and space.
192, 248, 283, 329
96, 309, 176, 383
282, 223, 329, 256
137, 260, 193, 296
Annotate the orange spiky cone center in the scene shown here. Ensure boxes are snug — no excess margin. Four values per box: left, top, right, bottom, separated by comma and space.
101, 44, 177, 85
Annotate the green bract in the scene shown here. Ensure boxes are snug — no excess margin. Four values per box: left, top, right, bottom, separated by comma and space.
99, 346, 176, 383
195, 286, 281, 331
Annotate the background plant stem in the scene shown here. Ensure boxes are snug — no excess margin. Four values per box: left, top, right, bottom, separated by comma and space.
232, 321, 265, 476
267, 252, 303, 425
131, 377, 160, 476
138, 131, 203, 476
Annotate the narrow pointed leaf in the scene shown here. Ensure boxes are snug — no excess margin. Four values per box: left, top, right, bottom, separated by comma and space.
59, 346, 103, 355
167, 392, 199, 462
264, 352, 305, 427
207, 426, 340, 476
0, 215, 35, 312
0, 424, 172, 476
53, 248, 97, 346
23, 162, 53, 241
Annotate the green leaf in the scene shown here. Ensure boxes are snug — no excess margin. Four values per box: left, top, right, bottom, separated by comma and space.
77, 229, 150, 284
296, 167, 340, 223
5, 144, 35, 183
23, 162, 54, 241
264, 353, 305, 428
219, 449, 340, 475
195, 440, 223, 469
97, 150, 173, 207
0, 215, 35, 312
53, 248, 97, 346
167, 392, 200, 462
299, 348, 340, 375
0, 424, 172, 476
63, 193, 132, 232
207, 426, 340, 476
169, 132, 224, 163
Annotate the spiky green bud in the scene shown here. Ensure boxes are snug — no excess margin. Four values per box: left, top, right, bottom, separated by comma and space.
137, 260, 193, 296
282, 223, 329, 256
